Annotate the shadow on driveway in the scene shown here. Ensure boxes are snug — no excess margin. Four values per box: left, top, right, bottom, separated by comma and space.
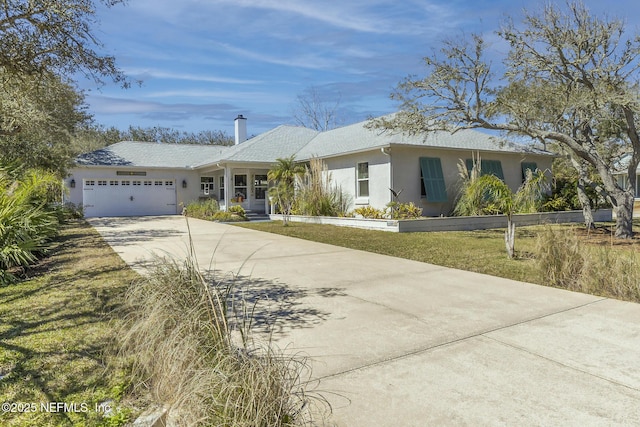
209, 272, 346, 337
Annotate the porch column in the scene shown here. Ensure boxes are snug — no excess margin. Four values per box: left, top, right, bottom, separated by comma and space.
223, 166, 231, 212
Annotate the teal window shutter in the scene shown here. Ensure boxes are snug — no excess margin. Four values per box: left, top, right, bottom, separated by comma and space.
420, 157, 447, 202
481, 160, 504, 180
521, 162, 537, 182
464, 158, 504, 180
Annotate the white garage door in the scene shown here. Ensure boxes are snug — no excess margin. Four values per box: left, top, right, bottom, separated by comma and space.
83, 179, 177, 217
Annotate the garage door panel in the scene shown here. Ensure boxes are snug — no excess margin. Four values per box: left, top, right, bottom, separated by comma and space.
83, 178, 177, 217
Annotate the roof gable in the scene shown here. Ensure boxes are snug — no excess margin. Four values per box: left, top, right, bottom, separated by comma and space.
205, 125, 318, 165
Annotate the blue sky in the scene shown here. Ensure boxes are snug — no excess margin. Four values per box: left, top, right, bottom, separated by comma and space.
83, 0, 640, 137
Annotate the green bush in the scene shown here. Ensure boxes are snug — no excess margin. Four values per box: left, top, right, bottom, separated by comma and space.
184, 199, 220, 219
354, 206, 385, 219
386, 201, 423, 219
0, 166, 60, 284
228, 204, 246, 218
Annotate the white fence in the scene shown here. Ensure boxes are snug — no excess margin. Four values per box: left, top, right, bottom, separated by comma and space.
268, 209, 613, 233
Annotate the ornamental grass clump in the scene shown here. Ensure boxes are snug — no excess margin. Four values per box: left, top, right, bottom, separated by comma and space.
118, 254, 321, 426
535, 226, 640, 302
294, 157, 351, 217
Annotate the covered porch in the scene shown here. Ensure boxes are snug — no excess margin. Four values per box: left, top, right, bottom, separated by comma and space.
196, 163, 271, 214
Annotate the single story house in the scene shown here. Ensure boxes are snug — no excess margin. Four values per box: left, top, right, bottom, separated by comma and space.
65, 114, 553, 217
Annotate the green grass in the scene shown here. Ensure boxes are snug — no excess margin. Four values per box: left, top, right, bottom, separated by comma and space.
235, 221, 542, 284
0, 220, 140, 426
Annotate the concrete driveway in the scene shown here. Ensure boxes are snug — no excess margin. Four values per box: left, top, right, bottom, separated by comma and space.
88, 216, 640, 426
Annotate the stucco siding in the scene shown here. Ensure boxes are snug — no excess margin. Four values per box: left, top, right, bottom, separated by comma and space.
322, 151, 391, 212
390, 147, 553, 216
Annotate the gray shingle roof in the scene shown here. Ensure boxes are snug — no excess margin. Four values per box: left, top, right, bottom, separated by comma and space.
75, 116, 551, 169
75, 141, 231, 168
202, 125, 319, 165
295, 119, 549, 159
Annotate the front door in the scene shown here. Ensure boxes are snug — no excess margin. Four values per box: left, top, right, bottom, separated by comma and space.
253, 174, 268, 213
233, 174, 249, 210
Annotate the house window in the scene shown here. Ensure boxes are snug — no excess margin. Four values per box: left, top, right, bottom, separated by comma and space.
521, 162, 538, 182
357, 162, 369, 198
144, 180, 152, 186
219, 176, 225, 201
234, 174, 247, 200
155, 180, 163, 186
419, 157, 447, 202
85, 180, 95, 187
109, 180, 118, 186
165, 180, 174, 187
254, 174, 268, 200
201, 177, 214, 195
465, 159, 504, 180
132, 181, 141, 186
122, 180, 130, 186
97, 180, 107, 186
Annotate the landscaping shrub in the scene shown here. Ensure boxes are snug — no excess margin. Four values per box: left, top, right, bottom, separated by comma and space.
386, 201, 423, 219
118, 255, 320, 426
228, 204, 247, 219
0, 166, 61, 284
535, 227, 640, 302
184, 198, 220, 219
295, 158, 351, 217
354, 206, 385, 219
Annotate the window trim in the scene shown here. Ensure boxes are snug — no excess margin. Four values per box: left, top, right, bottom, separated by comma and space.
254, 174, 268, 200
356, 161, 369, 199
234, 174, 247, 200
201, 176, 214, 195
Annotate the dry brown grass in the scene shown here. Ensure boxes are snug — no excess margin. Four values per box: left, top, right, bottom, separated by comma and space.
117, 255, 326, 426
535, 226, 640, 302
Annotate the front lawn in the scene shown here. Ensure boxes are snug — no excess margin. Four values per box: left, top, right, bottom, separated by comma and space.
0, 220, 140, 426
235, 221, 640, 287
236, 221, 542, 283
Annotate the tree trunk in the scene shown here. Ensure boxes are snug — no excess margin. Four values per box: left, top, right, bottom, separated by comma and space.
613, 190, 635, 239
505, 218, 515, 259
570, 157, 596, 230
576, 177, 595, 230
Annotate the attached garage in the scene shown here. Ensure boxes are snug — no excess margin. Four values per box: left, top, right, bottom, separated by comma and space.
65, 141, 233, 218
83, 178, 177, 217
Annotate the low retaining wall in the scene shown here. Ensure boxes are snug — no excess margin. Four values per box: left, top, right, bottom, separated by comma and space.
269, 209, 613, 233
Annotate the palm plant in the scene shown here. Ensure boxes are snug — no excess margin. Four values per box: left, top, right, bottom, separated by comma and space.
267, 156, 305, 225
0, 165, 60, 284
454, 158, 548, 258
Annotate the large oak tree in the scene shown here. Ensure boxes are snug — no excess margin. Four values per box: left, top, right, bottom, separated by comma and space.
373, 2, 640, 238
0, 0, 128, 173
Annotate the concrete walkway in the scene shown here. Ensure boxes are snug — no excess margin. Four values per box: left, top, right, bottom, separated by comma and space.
88, 216, 640, 426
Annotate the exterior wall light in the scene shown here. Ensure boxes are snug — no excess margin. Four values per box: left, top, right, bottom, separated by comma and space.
70, 179, 76, 188
182, 180, 187, 188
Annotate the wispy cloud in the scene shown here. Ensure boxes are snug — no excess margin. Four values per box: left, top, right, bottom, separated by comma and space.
213, 42, 341, 70
124, 68, 262, 84
214, 0, 456, 35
